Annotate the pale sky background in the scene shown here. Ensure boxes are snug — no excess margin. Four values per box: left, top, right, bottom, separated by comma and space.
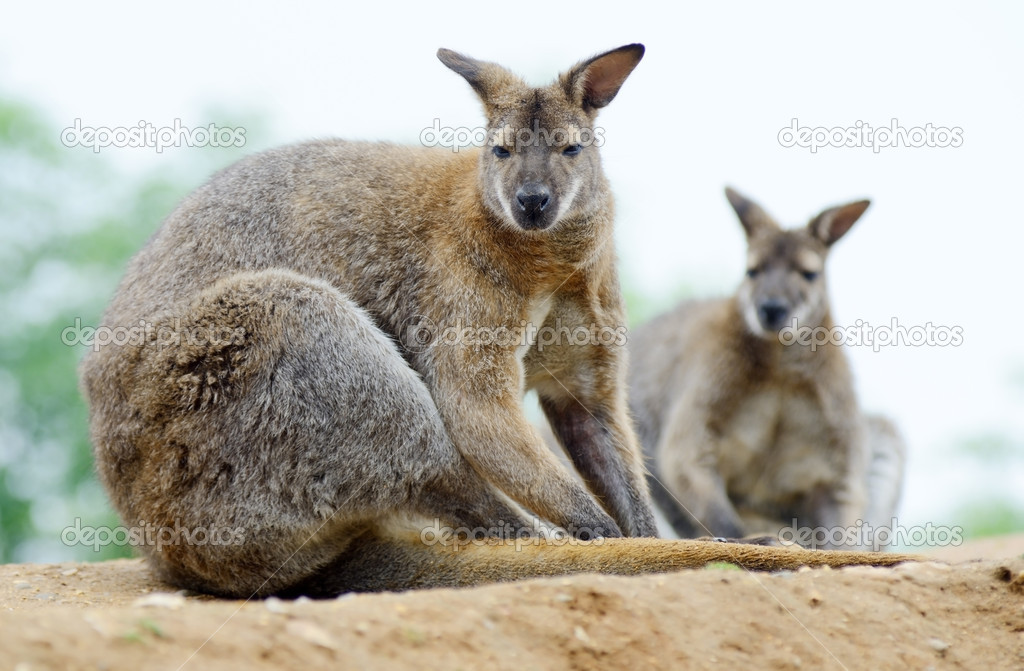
2, 1, 1022, 535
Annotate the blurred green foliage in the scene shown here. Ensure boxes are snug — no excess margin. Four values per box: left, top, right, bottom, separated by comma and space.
621, 283, 692, 329
0, 98, 265, 561
948, 431, 1024, 540
951, 433, 1021, 463
956, 500, 1024, 540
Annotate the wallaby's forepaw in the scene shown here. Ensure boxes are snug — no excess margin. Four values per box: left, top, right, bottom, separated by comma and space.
574, 519, 622, 540
562, 494, 624, 540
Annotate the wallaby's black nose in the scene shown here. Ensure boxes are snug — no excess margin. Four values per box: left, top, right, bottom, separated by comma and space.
516, 183, 551, 217
758, 301, 790, 331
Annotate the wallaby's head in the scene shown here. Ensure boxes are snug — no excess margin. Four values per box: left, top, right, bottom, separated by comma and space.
437, 45, 644, 232
725, 187, 870, 337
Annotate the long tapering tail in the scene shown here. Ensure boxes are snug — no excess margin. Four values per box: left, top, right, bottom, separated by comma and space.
283, 530, 921, 597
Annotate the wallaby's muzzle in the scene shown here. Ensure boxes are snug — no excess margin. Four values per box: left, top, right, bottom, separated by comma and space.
757, 299, 791, 332
514, 182, 554, 230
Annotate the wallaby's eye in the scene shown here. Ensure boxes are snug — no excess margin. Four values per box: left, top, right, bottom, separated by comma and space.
746, 268, 759, 279
801, 271, 819, 282
492, 146, 511, 158
562, 144, 583, 156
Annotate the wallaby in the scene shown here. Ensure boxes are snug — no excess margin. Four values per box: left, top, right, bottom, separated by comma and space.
80, 50, 913, 598
629, 188, 906, 549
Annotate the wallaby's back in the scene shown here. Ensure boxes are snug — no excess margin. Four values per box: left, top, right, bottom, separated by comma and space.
102, 140, 472, 328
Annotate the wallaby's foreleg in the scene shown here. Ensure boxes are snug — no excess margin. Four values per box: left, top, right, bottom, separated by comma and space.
662, 464, 746, 539
795, 420, 870, 549
653, 403, 746, 539
539, 394, 658, 537
423, 330, 623, 539
527, 293, 659, 537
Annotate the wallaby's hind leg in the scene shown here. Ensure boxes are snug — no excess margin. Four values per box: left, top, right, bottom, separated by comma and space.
863, 414, 907, 538
86, 269, 526, 597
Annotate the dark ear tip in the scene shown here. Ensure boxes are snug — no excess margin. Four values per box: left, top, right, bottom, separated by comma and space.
609, 43, 645, 66
437, 48, 473, 69
724, 186, 746, 209
842, 199, 871, 219
625, 43, 645, 58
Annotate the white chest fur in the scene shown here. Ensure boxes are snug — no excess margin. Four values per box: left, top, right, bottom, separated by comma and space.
516, 295, 553, 362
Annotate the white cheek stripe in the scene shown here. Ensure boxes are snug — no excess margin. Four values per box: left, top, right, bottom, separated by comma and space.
494, 175, 516, 223
743, 300, 766, 337
554, 178, 581, 224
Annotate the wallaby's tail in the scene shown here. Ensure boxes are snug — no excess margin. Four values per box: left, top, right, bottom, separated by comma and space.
283, 529, 920, 597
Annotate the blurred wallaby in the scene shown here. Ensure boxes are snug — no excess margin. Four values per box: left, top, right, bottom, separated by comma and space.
81, 50, 913, 598
629, 188, 905, 549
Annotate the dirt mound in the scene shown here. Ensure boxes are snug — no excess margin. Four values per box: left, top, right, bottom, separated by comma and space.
2, 542, 1023, 670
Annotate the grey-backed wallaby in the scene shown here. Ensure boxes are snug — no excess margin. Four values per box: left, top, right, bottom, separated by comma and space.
80, 49, 913, 598
629, 188, 905, 549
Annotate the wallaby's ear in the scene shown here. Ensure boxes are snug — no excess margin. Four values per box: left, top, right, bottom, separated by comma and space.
561, 44, 645, 111
725, 186, 780, 239
437, 49, 489, 97
437, 48, 524, 111
808, 199, 870, 246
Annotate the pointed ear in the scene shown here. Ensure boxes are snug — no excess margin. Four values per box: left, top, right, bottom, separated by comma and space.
725, 187, 780, 239
437, 48, 524, 110
808, 199, 870, 246
561, 44, 645, 111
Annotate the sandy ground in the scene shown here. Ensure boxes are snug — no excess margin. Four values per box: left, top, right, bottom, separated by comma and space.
2, 537, 1023, 671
